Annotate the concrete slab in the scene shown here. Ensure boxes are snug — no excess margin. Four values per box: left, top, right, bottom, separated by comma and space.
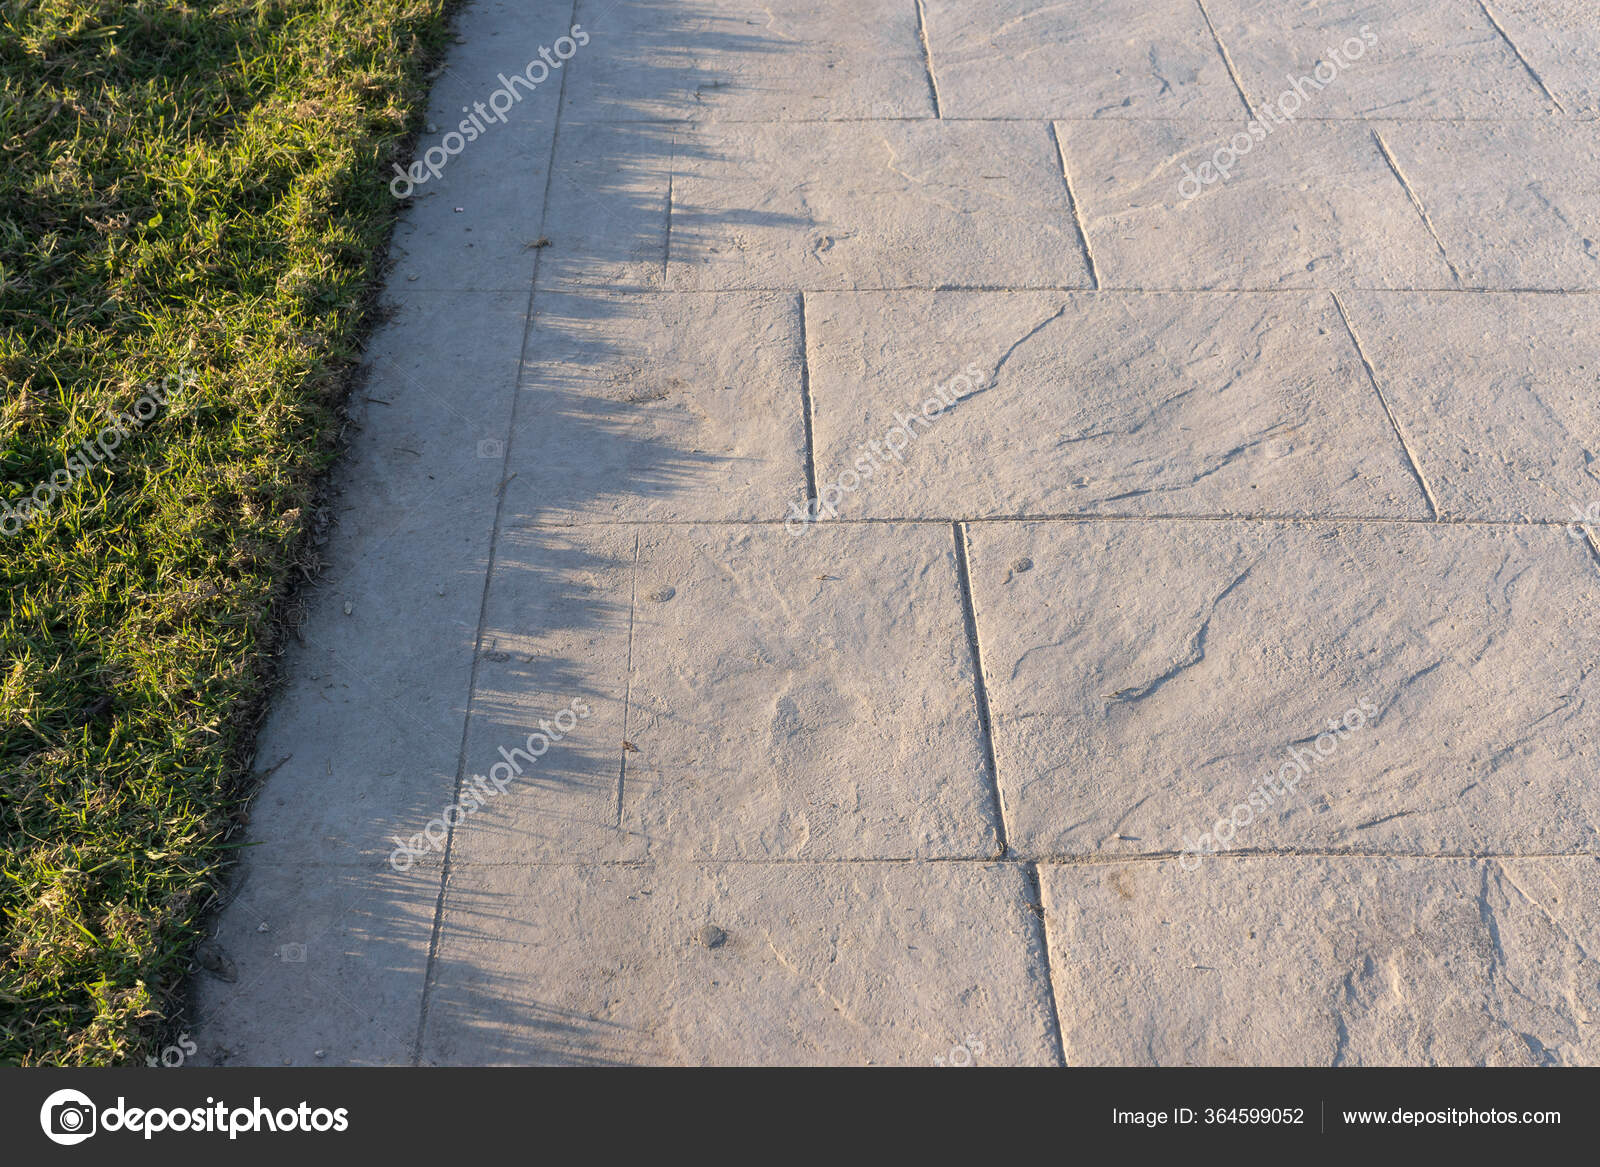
542, 119, 1094, 293
619, 524, 1000, 859
421, 861, 1059, 1065
965, 520, 1600, 858
445, 523, 636, 866
388, 130, 556, 293
501, 290, 806, 523
665, 122, 1095, 290
1203, 0, 1555, 119
563, 0, 934, 121
426, 0, 580, 87
1379, 120, 1600, 290
804, 290, 1430, 519
191, 858, 441, 1067
920, 0, 1249, 119
235, 290, 528, 866
387, 0, 569, 291
1341, 292, 1600, 521
534, 118, 677, 291
1056, 119, 1457, 288
1042, 857, 1600, 1065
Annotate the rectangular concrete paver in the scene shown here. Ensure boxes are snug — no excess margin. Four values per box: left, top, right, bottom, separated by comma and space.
387, 0, 566, 291
536, 118, 677, 291
1042, 857, 1600, 1065
920, 0, 1249, 119
389, 123, 559, 293
502, 290, 806, 523
421, 862, 1059, 1065
238, 289, 530, 866
966, 520, 1600, 859
1056, 120, 1457, 288
1203, 0, 1556, 118
1379, 120, 1600, 289
540, 119, 1098, 292
447, 524, 637, 866
194, 859, 441, 1067
1341, 292, 1600, 521
805, 290, 1431, 519
620, 524, 1000, 859
665, 122, 1095, 289
563, 0, 935, 121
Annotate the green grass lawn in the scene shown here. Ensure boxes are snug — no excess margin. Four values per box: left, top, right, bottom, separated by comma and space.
0, 0, 456, 1065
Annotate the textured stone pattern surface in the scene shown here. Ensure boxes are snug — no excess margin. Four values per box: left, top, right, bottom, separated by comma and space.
192, 0, 1600, 1066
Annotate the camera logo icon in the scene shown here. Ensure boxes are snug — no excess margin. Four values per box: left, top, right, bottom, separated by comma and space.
476, 438, 504, 459
40, 1089, 97, 1146
279, 942, 307, 962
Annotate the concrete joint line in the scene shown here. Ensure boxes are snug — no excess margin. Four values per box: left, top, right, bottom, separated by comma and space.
1029, 863, 1069, 1066
1370, 128, 1463, 288
1330, 291, 1442, 521
952, 521, 1008, 858
614, 532, 642, 828
913, 0, 942, 117
516, 513, 1589, 529
662, 133, 676, 280
1049, 123, 1099, 290
1478, 0, 1566, 112
1194, 0, 1256, 119
797, 291, 819, 505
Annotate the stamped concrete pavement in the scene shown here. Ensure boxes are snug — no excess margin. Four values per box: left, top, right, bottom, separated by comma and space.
192, 0, 1600, 1066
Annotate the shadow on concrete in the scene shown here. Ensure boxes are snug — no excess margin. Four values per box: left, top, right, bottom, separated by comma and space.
192, 0, 814, 1067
